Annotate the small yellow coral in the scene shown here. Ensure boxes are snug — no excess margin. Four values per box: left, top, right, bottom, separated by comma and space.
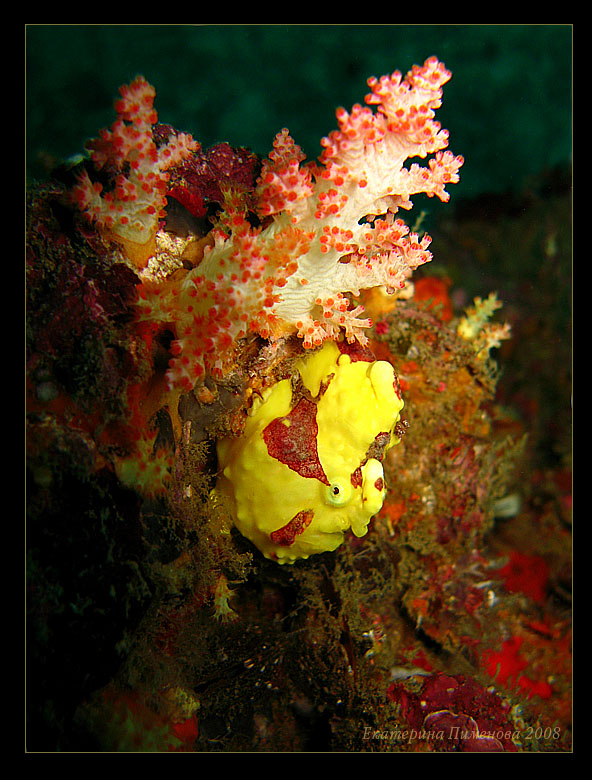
457, 292, 511, 359
212, 574, 238, 622
216, 341, 404, 563
114, 431, 173, 497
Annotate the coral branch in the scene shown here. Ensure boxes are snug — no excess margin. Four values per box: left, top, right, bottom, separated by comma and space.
71, 75, 199, 268
256, 128, 314, 220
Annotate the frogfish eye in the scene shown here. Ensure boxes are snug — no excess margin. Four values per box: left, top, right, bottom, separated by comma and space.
325, 481, 352, 507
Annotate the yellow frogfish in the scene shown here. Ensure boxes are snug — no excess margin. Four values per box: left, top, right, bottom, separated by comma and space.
216, 340, 404, 563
